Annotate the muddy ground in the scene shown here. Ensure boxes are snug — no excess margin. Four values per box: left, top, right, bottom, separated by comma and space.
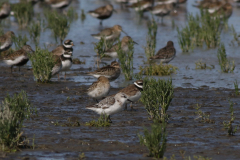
0, 67, 239, 160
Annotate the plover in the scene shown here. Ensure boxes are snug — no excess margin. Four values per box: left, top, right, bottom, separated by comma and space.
88, 4, 116, 25
87, 61, 121, 81
151, 3, 175, 24
0, 31, 15, 52
45, 0, 72, 9
2, 45, 34, 73
91, 25, 127, 42
51, 55, 62, 77
52, 39, 74, 56
104, 36, 137, 58
60, 48, 73, 80
86, 92, 130, 123
0, 2, 11, 19
127, 0, 153, 12
87, 76, 110, 102
149, 41, 176, 63
116, 80, 143, 110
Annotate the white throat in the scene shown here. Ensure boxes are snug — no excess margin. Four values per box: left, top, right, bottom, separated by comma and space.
63, 54, 72, 58
134, 82, 143, 89
63, 44, 72, 48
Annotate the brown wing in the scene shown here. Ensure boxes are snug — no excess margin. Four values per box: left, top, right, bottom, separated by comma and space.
86, 95, 115, 109
53, 55, 62, 66
93, 5, 107, 15
52, 45, 64, 56
4, 49, 26, 60
154, 47, 176, 59
129, 1, 149, 8
0, 35, 7, 43
105, 43, 118, 52
87, 80, 99, 92
118, 84, 139, 96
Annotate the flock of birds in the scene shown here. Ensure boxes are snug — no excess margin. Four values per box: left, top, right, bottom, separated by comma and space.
0, 0, 236, 122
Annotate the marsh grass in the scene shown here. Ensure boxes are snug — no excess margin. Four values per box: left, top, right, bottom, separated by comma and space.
28, 48, 55, 83
94, 37, 114, 59
28, 19, 42, 47
139, 63, 178, 76
117, 39, 134, 80
64, 7, 78, 23
230, 25, 240, 46
177, 10, 227, 52
11, 2, 34, 28
0, 90, 36, 151
85, 114, 111, 127
163, 154, 212, 160
44, 9, 77, 43
234, 80, 240, 95
217, 44, 235, 73
194, 104, 214, 123
140, 77, 174, 122
144, 16, 157, 61
12, 34, 28, 50
138, 121, 167, 158
223, 100, 237, 136
81, 9, 86, 22
195, 60, 214, 70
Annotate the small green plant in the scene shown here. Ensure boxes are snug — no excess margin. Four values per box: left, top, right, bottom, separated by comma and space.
139, 63, 178, 76
94, 37, 113, 59
144, 16, 157, 61
138, 121, 167, 158
78, 152, 85, 160
217, 43, 235, 73
72, 58, 85, 64
234, 80, 240, 95
12, 34, 28, 50
44, 9, 76, 43
195, 60, 214, 70
11, 2, 34, 28
194, 104, 214, 123
28, 48, 55, 83
140, 77, 174, 122
65, 7, 78, 23
223, 100, 237, 136
230, 25, 240, 46
81, 9, 86, 22
28, 20, 42, 47
117, 39, 134, 80
85, 114, 111, 127
177, 10, 227, 52
0, 90, 36, 151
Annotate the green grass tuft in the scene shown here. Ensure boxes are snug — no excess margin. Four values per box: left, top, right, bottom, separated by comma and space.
86, 114, 111, 127
139, 63, 178, 76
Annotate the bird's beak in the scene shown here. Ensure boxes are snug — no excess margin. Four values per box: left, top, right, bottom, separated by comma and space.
72, 43, 74, 46
133, 41, 138, 45
127, 99, 133, 103
122, 30, 128, 36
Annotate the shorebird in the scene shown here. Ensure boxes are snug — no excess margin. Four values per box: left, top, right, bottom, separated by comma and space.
45, 0, 72, 9
2, 45, 34, 73
151, 3, 175, 23
51, 55, 62, 77
52, 39, 74, 56
210, 2, 232, 19
127, 0, 153, 12
0, 31, 15, 52
193, 0, 226, 14
88, 4, 116, 25
155, 0, 178, 5
91, 25, 127, 42
104, 36, 137, 58
87, 76, 110, 102
87, 61, 121, 81
149, 41, 176, 63
86, 92, 130, 123
0, 2, 11, 19
115, 80, 143, 111
60, 48, 73, 80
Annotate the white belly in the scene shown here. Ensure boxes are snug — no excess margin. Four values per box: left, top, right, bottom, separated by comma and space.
0, 41, 12, 50
104, 51, 118, 58
127, 91, 141, 103
88, 85, 110, 99
61, 59, 72, 71
4, 55, 27, 66
51, 1, 69, 8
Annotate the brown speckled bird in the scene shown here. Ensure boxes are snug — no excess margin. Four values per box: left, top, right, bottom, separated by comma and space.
87, 61, 121, 81
149, 41, 176, 63
0, 31, 15, 52
0, 2, 11, 19
88, 4, 116, 25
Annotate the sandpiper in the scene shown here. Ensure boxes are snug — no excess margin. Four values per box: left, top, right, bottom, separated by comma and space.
87, 61, 121, 81
210, 2, 232, 19
52, 39, 74, 56
155, 0, 178, 5
91, 25, 127, 42
2, 45, 34, 73
60, 48, 73, 80
86, 92, 130, 123
149, 41, 176, 63
45, 0, 72, 9
127, 0, 153, 12
0, 31, 15, 52
104, 36, 137, 58
193, 0, 225, 14
116, 80, 143, 110
51, 55, 62, 77
151, 3, 175, 24
87, 76, 110, 102
88, 4, 116, 25
0, 2, 11, 19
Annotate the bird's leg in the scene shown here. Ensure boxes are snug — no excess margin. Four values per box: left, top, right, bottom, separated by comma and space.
19, 66, 20, 72
124, 103, 128, 111
64, 72, 66, 81
95, 99, 99, 103
58, 73, 60, 80
107, 115, 112, 123
11, 66, 13, 74
130, 102, 133, 111
161, 17, 163, 24
100, 20, 102, 26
